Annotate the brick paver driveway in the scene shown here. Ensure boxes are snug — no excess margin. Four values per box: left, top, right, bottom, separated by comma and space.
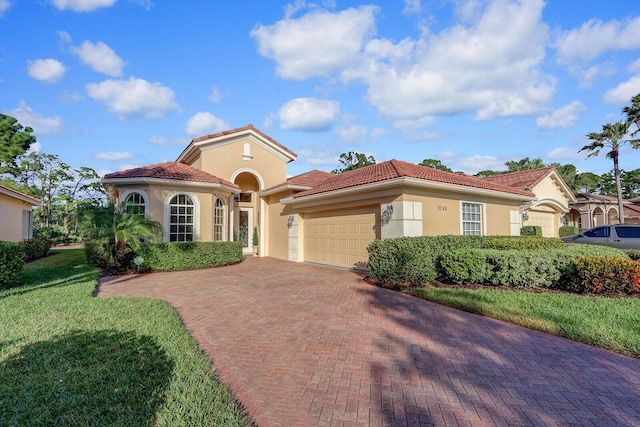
97, 257, 640, 426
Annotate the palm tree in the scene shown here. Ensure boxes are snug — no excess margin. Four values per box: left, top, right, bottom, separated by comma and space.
622, 93, 640, 136
580, 121, 640, 224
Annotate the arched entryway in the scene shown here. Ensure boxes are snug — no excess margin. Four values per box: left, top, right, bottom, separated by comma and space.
232, 170, 263, 255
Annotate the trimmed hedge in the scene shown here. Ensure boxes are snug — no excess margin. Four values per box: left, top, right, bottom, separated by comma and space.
559, 226, 580, 237
0, 241, 26, 288
565, 257, 640, 295
135, 241, 243, 271
520, 225, 542, 236
21, 238, 53, 262
367, 235, 565, 285
439, 245, 626, 288
84, 239, 113, 269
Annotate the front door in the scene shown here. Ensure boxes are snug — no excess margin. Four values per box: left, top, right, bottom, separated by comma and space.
238, 208, 253, 252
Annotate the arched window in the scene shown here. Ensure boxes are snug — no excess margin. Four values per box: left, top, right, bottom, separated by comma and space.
213, 198, 225, 241
169, 194, 195, 242
124, 192, 145, 216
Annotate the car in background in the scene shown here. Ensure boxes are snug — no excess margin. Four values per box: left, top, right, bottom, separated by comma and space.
561, 224, 640, 252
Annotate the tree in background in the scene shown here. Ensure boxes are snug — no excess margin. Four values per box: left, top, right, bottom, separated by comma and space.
623, 93, 640, 136
419, 158, 453, 172
574, 172, 601, 194
331, 152, 376, 174
0, 114, 36, 171
581, 120, 640, 223
505, 157, 545, 172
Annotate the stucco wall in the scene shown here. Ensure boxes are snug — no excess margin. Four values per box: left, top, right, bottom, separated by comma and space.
0, 194, 32, 242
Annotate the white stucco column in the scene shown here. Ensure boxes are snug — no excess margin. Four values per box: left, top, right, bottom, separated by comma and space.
380, 201, 423, 239
288, 213, 300, 262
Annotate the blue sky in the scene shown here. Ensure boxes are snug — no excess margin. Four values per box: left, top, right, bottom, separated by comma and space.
2, 0, 640, 179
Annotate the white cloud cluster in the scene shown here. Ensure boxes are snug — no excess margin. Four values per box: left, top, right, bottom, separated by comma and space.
251, 5, 378, 80
536, 101, 585, 130
0, 0, 11, 17
27, 58, 66, 83
94, 151, 133, 161
278, 97, 340, 132
8, 101, 64, 135
86, 77, 180, 120
603, 76, 640, 105
50, 0, 117, 12
71, 41, 125, 76
254, 0, 554, 130
185, 112, 228, 136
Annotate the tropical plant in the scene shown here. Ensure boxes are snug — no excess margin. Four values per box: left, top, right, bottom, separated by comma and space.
419, 158, 453, 172
252, 226, 259, 247
331, 152, 376, 174
622, 93, 640, 136
581, 121, 640, 224
505, 157, 545, 172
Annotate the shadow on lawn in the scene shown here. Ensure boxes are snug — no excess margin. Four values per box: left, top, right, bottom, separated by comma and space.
0, 329, 173, 426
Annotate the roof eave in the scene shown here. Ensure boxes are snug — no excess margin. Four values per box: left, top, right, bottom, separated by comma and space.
260, 184, 312, 197
0, 186, 41, 206
101, 177, 240, 193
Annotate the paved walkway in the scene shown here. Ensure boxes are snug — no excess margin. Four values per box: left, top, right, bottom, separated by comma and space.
97, 257, 640, 427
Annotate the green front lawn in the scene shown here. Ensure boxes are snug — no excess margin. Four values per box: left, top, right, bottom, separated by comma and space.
0, 249, 251, 426
409, 286, 640, 358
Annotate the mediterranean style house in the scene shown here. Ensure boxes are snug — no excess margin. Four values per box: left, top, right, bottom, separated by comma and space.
566, 193, 640, 227
0, 185, 41, 242
102, 125, 575, 269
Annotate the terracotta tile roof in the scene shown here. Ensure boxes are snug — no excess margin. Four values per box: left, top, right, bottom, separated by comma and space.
480, 167, 555, 191
103, 162, 239, 188
574, 193, 618, 203
0, 184, 41, 205
292, 160, 534, 198
624, 204, 640, 217
261, 170, 333, 194
191, 124, 297, 158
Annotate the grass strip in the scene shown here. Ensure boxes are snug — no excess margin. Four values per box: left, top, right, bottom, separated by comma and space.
408, 286, 640, 358
0, 249, 251, 426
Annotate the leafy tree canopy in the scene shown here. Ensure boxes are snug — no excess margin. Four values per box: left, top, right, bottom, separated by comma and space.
505, 157, 545, 172
331, 151, 376, 174
419, 158, 453, 172
0, 114, 36, 170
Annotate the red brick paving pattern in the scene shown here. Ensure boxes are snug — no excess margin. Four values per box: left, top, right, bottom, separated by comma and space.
97, 257, 640, 426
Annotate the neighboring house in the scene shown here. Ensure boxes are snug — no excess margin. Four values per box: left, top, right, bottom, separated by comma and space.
0, 185, 41, 242
568, 193, 640, 228
481, 167, 576, 237
102, 125, 573, 269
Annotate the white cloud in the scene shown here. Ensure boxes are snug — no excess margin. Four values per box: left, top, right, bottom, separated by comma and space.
251, 5, 378, 80
27, 142, 42, 154
50, 0, 117, 12
455, 154, 504, 174
402, 0, 421, 15
547, 147, 582, 160
278, 97, 339, 132
603, 76, 640, 104
27, 58, 66, 83
0, 0, 11, 17
336, 123, 367, 144
555, 16, 640, 65
536, 101, 585, 129
370, 127, 387, 138
185, 112, 228, 136
209, 86, 222, 102
629, 57, 640, 73
93, 151, 133, 161
86, 77, 180, 119
148, 135, 169, 147
8, 101, 64, 135
297, 147, 339, 166
71, 41, 125, 76
56, 30, 72, 43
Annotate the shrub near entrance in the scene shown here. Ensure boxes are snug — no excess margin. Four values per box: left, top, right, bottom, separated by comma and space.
136, 241, 243, 271
0, 242, 25, 288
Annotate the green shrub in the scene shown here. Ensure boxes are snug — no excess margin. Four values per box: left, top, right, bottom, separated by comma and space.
135, 241, 243, 271
438, 249, 490, 284
559, 226, 580, 237
565, 257, 640, 294
21, 238, 53, 262
628, 250, 640, 261
0, 241, 26, 288
520, 225, 542, 236
84, 239, 114, 269
367, 235, 564, 284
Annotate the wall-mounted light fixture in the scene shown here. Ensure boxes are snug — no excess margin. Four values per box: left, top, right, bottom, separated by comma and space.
381, 204, 394, 226
522, 212, 529, 221
287, 215, 295, 228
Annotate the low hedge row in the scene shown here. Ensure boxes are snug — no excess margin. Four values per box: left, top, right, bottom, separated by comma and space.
439, 245, 626, 288
0, 241, 25, 288
21, 238, 53, 262
84, 239, 114, 269
367, 235, 565, 285
134, 241, 243, 271
566, 257, 640, 295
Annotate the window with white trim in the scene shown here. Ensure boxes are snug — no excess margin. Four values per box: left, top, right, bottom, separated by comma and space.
213, 198, 224, 241
169, 194, 195, 242
462, 202, 482, 235
124, 192, 145, 216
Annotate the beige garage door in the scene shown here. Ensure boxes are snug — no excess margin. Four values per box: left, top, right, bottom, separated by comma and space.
303, 206, 378, 269
527, 211, 555, 237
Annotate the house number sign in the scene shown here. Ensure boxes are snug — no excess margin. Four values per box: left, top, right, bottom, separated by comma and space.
437, 205, 447, 211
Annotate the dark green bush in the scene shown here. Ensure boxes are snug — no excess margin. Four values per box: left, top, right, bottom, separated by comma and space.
21, 238, 53, 262
438, 244, 627, 288
628, 250, 640, 261
564, 257, 640, 294
367, 235, 564, 284
520, 225, 542, 236
135, 241, 243, 271
84, 239, 113, 269
559, 226, 579, 237
0, 241, 26, 288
